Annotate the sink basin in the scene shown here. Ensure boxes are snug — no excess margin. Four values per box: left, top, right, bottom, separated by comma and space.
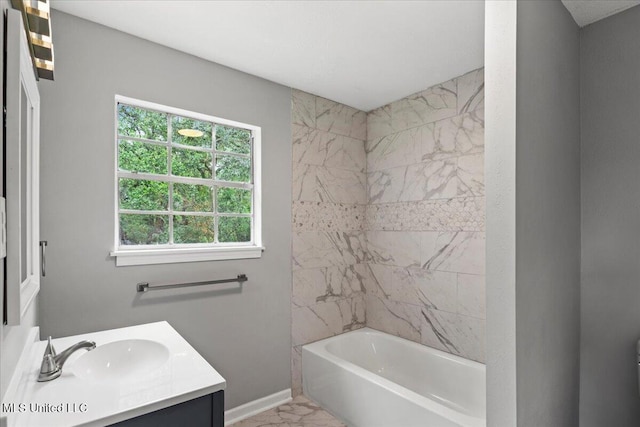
71, 339, 170, 381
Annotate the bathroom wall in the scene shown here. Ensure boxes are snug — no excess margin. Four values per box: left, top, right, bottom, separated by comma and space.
1, 2, 40, 401
364, 70, 486, 362
290, 90, 367, 396
580, 5, 640, 426
515, 1, 581, 425
37, 11, 291, 410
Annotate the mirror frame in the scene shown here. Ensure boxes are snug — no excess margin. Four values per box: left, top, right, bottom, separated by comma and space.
5, 9, 40, 325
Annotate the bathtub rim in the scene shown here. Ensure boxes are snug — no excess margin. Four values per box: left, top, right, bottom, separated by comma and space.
302, 327, 486, 427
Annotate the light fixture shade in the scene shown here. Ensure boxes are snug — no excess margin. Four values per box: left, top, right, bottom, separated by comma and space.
177, 129, 204, 138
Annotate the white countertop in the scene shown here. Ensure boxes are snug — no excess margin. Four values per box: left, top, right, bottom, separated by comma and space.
2, 321, 226, 427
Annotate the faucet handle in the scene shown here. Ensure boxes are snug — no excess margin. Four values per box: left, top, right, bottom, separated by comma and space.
44, 336, 56, 357
38, 349, 61, 381
40, 354, 58, 374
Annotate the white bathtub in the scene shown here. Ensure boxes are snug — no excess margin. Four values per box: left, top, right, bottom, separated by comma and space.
302, 328, 486, 427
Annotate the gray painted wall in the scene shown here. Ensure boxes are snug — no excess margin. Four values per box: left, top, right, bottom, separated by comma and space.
38, 11, 292, 409
580, 6, 640, 426
516, 1, 581, 426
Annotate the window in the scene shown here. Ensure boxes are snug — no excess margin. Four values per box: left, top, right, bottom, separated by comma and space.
111, 96, 262, 266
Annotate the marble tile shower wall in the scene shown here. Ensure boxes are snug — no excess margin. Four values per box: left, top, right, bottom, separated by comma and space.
290, 69, 485, 395
365, 68, 486, 363
291, 90, 368, 396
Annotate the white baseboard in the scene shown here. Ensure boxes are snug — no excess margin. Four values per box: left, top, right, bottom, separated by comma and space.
224, 389, 292, 426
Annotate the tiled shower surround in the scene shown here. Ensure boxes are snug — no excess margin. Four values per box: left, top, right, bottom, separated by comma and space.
291, 68, 485, 395
365, 69, 486, 363
291, 91, 368, 396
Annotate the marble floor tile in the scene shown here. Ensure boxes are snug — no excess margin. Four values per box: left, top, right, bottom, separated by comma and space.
231, 395, 345, 427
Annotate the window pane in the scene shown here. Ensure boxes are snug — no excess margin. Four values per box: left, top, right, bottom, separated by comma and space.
172, 116, 212, 148
119, 178, 169, 211
120, 214, 169, 245
174, 183, 213, 212
118, 140, 167, 174
216, 155, 251, 182
216, 125, 251, 154
172, 147, 213, 179
218, 216, 251, 242
118, 104, 167, 141
174, 215, 215, 244
217, 187, 251, 214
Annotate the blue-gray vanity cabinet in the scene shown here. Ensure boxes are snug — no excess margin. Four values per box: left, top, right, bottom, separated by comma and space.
109, 391, 224, 427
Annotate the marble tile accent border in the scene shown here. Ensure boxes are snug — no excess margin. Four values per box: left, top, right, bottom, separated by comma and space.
293, 201, 365, 232
365, 197, 485, 232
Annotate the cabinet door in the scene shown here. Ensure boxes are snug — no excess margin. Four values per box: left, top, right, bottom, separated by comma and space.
108, 391, 224, 427
5, 9, 40, 325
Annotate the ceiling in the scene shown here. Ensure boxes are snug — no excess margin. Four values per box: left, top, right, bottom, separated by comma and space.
562, 0, 640, 26
50, 1, 485, 112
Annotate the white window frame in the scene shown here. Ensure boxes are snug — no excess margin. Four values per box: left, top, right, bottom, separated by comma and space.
110, 96, 262, 266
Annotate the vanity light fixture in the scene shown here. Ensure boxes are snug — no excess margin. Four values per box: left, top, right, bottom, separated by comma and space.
177, 128, 204, 138
11, 0, 55, 80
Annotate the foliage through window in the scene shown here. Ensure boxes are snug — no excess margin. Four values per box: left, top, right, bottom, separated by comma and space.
115, 99, 259, 252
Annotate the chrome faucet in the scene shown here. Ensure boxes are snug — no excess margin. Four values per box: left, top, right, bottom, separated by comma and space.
38, 336, 96, 382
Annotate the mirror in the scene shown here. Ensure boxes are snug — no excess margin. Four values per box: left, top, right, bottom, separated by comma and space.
5, 10, 40, 325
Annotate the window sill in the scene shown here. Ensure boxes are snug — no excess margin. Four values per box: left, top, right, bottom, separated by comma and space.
110, 246, 264, 266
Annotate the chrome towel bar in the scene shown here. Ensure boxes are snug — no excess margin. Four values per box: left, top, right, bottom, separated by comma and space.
137, 274, 248, 292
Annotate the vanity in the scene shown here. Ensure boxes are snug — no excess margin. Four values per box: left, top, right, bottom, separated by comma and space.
2, 322, 226, 426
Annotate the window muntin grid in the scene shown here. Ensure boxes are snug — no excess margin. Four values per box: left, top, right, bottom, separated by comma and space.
116, 101, 256, 249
